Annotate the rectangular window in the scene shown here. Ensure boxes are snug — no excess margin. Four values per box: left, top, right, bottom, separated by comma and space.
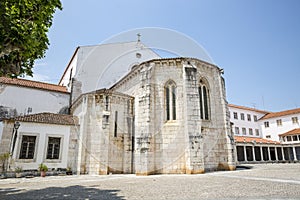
242, 127, 246, 135
292, 117, 298, 124
249, 128, 253, 135
235, 127, 240, 134
287, 136, 292, 141
233, 112, 238, 119
292, 135, 298, 141
264, 121, 269, 128
240, 113, 245, 120
19, 136, 36, 159
254, 115, 258, 122
277, 119, 282, 126
255, 129, 259, 136
247, 114, 251, 121
46, 137, 61, 159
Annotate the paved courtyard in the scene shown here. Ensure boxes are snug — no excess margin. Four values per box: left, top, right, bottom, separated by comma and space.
0, 163, 300, 200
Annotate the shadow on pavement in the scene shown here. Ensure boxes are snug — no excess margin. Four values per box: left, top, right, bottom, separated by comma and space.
0, 185, 124, 200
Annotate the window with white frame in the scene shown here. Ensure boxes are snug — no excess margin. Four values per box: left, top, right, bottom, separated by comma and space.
165, 80, 176, 121
255, 129, 259, 136
254, 115, 258, 122
19, 135, 36, 159
264, 121, 269, 128
292, 117, 298, 124
241, 113, 245, 120
46, 137, 61, 159
247, 114, 251, 121
277, 119, 282, 126
233, 112, 238, 120
235, 127, 240, 134
249, 128, 253, 135
242, 127, 246, 135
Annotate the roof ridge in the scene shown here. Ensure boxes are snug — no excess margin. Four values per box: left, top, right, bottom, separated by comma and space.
260, 107, 300, 120
228, 104, 270, 114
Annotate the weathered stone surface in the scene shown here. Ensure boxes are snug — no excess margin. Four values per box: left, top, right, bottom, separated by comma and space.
71, 58, 236, 175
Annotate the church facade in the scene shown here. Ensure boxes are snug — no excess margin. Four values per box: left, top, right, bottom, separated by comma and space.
70, 57, 236, 175
0, 42, 237, 175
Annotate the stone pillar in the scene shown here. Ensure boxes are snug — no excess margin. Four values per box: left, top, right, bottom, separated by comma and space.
274, 146, 278, 161
183, 64, 203, 174
268, 146, 271, 161
87, 95, 103, 175
293, 146, 298, 161
135, 65, 154, 175
98, 103, 110, 175
252, 146, 256, 161
260, 146, 264, 161
281, 147, 285, 161
243, 146, 247, 162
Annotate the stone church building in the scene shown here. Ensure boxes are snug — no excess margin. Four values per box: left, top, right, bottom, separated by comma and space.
0, 41, 236, 175
67, 53, 236, 175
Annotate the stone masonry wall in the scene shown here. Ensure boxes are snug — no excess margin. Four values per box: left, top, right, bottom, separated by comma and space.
72, 91, 134, 175
110, 57, 236, 174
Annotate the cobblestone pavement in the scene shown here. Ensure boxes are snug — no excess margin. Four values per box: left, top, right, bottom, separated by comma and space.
0, 163, 299, 200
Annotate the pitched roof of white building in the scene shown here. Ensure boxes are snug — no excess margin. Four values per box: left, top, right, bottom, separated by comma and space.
0, 77, 68, 93
260, 107, 300, 120
8, 113, 78, 125
228, 104, 269, 114
234, 136, 280, 144
278, 128, 300, 137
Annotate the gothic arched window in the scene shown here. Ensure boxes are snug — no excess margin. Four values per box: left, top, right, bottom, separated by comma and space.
198, 79, 210, 120
165, 80, 176, 121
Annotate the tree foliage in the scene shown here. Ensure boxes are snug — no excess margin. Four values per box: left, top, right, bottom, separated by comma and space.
0, 0, 62, 77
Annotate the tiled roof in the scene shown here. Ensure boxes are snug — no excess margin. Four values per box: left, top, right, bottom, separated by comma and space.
228, 104, 269, 114
260, 107, 300, 120
0, 77, 68, 93
234, 136, 280, 144
278, 128, 300, 137
11, 113, 78, 125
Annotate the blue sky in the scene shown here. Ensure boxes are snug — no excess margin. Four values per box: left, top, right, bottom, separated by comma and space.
29, 0, 300, 112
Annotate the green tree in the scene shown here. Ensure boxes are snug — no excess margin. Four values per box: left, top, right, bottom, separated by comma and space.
0, 0, 62, 77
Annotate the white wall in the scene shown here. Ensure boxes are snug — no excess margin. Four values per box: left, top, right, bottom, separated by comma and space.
60, 42, 160, 94
260, 114, 300, 141
12, 122, 71, 170
0, 85, 69, 117
229, 106, 266, 137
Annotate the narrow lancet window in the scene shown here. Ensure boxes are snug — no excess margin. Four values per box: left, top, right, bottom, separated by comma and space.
199, 79, 210, 120
114, 111, 118, 137
165, 80, 176, 121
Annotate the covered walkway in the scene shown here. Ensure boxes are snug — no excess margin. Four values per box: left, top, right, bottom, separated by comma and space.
235, 136, 300, 163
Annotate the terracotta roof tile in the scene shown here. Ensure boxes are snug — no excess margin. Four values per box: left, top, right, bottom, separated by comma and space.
11, 113, 78, 125
228, 104, 269, 114
278, 128, 300, 137
234, 136, 280, 144
0, 77, 68, 93
260, 108, 300, 120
